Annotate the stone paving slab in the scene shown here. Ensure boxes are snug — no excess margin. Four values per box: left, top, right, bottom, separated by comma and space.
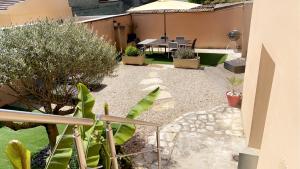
140, 78, 163, 85
134, 105, 246, 169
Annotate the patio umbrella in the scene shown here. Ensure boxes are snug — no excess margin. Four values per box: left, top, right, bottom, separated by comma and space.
127, 0, 201, 39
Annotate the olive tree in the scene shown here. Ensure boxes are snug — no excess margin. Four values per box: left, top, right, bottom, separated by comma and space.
0, 20, 117, 148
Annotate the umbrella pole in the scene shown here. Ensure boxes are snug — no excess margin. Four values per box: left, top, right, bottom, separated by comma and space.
164, 10, 167, 53
164, 11, 166, 39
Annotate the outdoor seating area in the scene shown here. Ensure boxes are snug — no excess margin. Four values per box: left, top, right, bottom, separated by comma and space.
138, 37, 193, 51
1, 0, 298, 169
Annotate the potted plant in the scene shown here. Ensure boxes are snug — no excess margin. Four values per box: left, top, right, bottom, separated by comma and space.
173, 48, 199, 69
226, 76, 243, 107
122, 45, 145, 65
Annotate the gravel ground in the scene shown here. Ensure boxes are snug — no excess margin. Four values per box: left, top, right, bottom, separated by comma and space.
92, 63, 243, 151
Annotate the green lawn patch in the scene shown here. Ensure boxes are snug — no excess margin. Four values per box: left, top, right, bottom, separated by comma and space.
199, 53, 228, 66
0, 106, 66, 168
144, 52, 227, 66
145, 52, 173, 65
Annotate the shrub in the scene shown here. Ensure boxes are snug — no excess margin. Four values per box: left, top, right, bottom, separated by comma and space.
174, 48, 197, 59
125, 45, 140, 56
0, 20, 117, 148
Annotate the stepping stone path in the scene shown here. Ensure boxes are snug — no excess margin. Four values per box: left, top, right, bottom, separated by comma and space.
139, 66, 175, 113
133, 105, 246, 169
139, 78, 163, 85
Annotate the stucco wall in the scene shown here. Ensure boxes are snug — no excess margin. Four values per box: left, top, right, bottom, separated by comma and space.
132, 3, 252, 51
241, 0, 300, 169
84, 14, 132, 50
0, 0, 72, 27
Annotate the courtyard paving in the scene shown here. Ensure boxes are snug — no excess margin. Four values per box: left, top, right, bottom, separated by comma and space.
134, 105, 245, 169
92, 63, 245, 169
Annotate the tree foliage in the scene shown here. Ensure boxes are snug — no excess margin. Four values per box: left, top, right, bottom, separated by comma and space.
0, 20, 117, 147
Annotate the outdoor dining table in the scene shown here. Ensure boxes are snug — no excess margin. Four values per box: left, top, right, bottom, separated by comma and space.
138, 38, 192, 52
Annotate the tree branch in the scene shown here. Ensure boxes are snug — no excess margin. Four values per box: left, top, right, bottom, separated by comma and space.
57, 108, 75, 115
3, 121, 42, 131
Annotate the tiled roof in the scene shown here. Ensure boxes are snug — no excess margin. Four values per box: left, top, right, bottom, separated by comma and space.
0, 0, 25, 10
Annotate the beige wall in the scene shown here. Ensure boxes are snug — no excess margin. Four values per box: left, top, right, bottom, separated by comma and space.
85, 14, 132, 50
81, 4, 252, 54
0, 0, 72, 27
132, 3, 252, 52
241, 0, 300, 169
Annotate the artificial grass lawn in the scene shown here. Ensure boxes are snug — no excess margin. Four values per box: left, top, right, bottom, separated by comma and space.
145, 52, 227, 66
145, 53, 173, 65
199, 53, 228, 66
0, 105, 66, 169
0, 125, 66, 169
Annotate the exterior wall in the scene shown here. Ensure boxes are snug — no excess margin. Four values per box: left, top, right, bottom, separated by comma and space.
241, 0, 300, 169
84, 14, 132, 51
0, 0, 72, 27
131, 3, 252, 52
132, 13, 165, 40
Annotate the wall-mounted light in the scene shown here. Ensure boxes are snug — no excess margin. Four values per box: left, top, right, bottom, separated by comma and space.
113, 21, 118, 28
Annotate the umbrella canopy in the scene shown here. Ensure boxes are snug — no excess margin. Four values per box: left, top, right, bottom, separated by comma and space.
127, 0, 201, 12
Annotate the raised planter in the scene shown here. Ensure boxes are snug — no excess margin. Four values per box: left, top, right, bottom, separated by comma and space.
122, 55, 145, 65
173, 58, 200, 69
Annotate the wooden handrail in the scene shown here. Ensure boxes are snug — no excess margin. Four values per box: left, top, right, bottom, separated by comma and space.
0, 108, 161, 169
98, 114, 160, 127
0, 109, 94, 126
0, 109, 160, 127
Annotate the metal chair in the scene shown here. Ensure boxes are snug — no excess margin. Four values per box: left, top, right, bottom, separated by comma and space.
158, 36, 168, 53
176, 37, 187, 48
160, 36, 169, 41
176, 36, 185, 41
187, 38, 198, 57
168, 41, 178, 58
190, 38, 197, 50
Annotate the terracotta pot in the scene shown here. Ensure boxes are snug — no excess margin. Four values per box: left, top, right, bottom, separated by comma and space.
226, 91, 241, 107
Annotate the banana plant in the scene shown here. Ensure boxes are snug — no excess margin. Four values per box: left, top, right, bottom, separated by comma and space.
5, 140, 31, 169
46, 83, 160, 169
6, 83, 159, 169
112, 87, 160, 145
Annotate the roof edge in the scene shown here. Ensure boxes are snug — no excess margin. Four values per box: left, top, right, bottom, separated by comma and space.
75, 13, 130, 23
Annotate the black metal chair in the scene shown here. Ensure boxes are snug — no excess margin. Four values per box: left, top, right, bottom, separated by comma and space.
168, 41, 178, 58
158, 36, 169, 52
176, 36, 185, 41
191, 38, 197, 50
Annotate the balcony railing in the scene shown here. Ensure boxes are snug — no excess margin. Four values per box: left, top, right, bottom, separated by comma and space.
0, 108, 161, 169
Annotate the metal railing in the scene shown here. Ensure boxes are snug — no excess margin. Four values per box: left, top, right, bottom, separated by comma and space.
0, 109, 161, 169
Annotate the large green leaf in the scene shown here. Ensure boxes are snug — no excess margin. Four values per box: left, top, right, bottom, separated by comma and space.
84, 120, 105, 167
76, 83, 96, 134
127, 87, 160, 119
45, 125, 74, 169
99, 141, 111, 169
6, 140, 31, 169
113, 87, 159, 145
46, 83, 96, 169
